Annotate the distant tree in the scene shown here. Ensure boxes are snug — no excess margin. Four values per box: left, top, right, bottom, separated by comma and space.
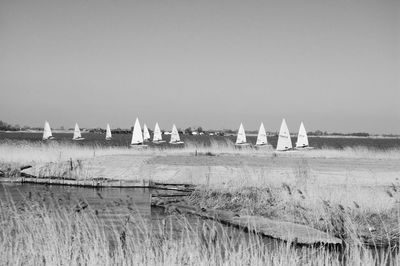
224, 129, 235, 134
0, 120, 18, 131
197, 127, 203, 133
314, 130, 324, 136
350, 132, 369, 137
184, 127, 192, 135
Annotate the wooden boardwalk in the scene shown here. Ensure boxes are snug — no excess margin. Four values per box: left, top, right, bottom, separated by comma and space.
160, 203, 342, 246
0, 176, 149, 187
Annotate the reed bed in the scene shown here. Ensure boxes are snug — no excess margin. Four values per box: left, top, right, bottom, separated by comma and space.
0, 192, 398, 266
1, 139, 400, 166
188, 181, 400, 249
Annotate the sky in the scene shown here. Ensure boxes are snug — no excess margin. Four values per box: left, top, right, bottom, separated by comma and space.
0, 0, 399, 134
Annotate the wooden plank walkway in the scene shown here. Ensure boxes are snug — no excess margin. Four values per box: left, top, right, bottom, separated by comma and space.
162, 203, 342, 246
0, 177, 149, 187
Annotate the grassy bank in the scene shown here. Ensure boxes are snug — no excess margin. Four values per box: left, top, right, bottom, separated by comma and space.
1, 140, 400, 164
0, 194, 397, 265
188, 182, 400, 248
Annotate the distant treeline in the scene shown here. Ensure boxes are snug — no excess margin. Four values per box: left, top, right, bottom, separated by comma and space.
0, 120, 397, 138
307, 130, 369, 137
0, 120, 21, 131
88, 128, 133, 134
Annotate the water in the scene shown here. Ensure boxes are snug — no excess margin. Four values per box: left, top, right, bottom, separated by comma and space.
0, 183, 245, 238
0, 183, 151, 225
1, 132, 400, 150
0, 183, 279, 249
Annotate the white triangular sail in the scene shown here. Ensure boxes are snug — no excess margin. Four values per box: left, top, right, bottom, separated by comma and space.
143, 124, 150, 141
73, 123, 82, 140
131, 118, 144, 145
153, 122, 163, 142
43, 121, 53, 140
236, 123, 247, 144
296, 122, 309, 148
276, 119, 292, 151
170, 124, 182, 143
106, 123, 112, 140
256, 122, 268, 146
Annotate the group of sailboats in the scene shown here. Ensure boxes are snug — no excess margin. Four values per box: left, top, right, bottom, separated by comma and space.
43, 119, 310, 150
235, 122, 271, 147
235, 119, 311, 151
42, 121, 55, 140
43, 119, 184, 145
129, 118, 183, 146
43, 121, 85, 141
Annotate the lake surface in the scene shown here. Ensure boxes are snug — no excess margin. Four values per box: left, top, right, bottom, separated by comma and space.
0, 183, 258, 245
1, 132, 400, 150
0, 183, 152, 225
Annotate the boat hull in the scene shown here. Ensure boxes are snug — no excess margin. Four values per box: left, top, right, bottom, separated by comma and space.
130, 143, 148, 147
276, 149, 296, 152
170, 141, 184, 145
235, 143, 250, 146
255, 144, 272, 148
153, 140, 166, 144
73, 138, 85, 141
295, 146, 314, 150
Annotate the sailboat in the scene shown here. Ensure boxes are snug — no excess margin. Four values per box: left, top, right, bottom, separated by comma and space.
276, 119, 292, 151
105, 123, 112, 140
153, 122, 166, 144
255, 122, 269, 146
42, 121, 55, 140
295, 122, 312, 149
72, 123, 85, 141
169, 124, 184, 144
235, 123, 249, 146
143, 124, 150, 142
131, 118, 146, 146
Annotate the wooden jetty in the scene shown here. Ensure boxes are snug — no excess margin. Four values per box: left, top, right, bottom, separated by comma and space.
0, 175, 195, 191
0, 176, 150, 188
157, 202, 342, 246
0, 175, 342, 247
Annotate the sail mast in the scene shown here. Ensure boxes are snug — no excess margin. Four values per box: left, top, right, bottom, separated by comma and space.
296, 122, 309, 148
276, 119, 292, 151
131, 118, 144, 145
43, 121, 53, 140
106, 124, 112, 140
143, 124, 150, 141
256, 122, 268, 146
235, 123, 247, 145
73, 123, 82, 140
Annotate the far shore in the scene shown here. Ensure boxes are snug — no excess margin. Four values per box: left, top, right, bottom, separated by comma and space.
1, 130, 399, 139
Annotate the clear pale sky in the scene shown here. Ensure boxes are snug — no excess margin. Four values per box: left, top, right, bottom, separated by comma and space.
0, 0, 399, 133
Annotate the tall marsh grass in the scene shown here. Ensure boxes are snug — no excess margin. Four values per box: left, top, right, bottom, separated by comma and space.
1, 140, 400, 166
0, 192, 398, 265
